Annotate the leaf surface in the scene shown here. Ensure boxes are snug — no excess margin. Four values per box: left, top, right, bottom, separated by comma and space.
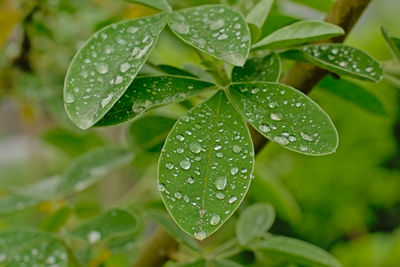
125, 0, 172, 11
382, 27, 400, 62
158, 90, 254, 240
168, 5, 251, 66
228, 82, 338, 155
64, 13, 167, 129
232, 53, 280, 82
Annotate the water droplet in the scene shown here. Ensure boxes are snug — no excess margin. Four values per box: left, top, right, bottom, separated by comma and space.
183, 195, 190, 203
96, 63, 109, 74
228, 196, 237, 204
300, 132, 314, 142
120, 63, 131, 73
64, 93, 75, 104
232, 145, 242, 153
115, 75, 123, 84
259, 124, 270, 133
270, 113, 282, 121
194, 230, 206, 241
214, 144, 222, 151
210, 214, 221, 226
230, 167, 238, 175
215, 176, 227, 190
273, 136, 289, 145
180, 159, 191, 170
174, 192, 182, 199
187, 176, 195, 184
165, 162, 174, 169
218, 33, 228, 40
176, 134, 184, 141
173, 23, 190, 34
87, 230, 101, 244
189, 143, 202, 154
216, 192, 225, 199
101, 93, 114, 108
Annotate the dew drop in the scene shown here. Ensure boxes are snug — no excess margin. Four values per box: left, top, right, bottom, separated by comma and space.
165, 162, 174, 169
230, 167, 238, 175
194, 230, 206, 241
215, 176, 227, 190
300, 132, 314, 142
270, 113, 282, 121
96, 63, 109, 74
228, 196, 237, 204
216, 192, 225, 199
64, 93, 75, 104
210, 214, 221, 226
259, 124, 270, 133
180, 159, 191, 170
174, 192, 182, 199
187, 176, 195, 184
176, 134, 184, 141
273, 136, 289, 145
232, 145, 242, 153
87, 230, 101, 244
189, 143, 202, 154
120, 63, 131, 73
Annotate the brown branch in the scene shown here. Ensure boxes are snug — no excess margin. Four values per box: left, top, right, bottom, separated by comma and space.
133, 0, 372, 266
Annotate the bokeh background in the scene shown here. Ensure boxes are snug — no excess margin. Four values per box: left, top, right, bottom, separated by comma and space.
0, 0, 399, 266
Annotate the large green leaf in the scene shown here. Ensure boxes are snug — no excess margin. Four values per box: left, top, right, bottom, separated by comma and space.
146, 210, 201, 251
71, 209, 138, 244
96, 76, 215, 126
293, 44, 384, 82
228, 82, 338, 155
232, 53, 281, 83
0, 229, 68, 266
59, 147, 134, 194
64, 13, 167, 129
125, 0, 172, 11
382, 27, 400, 62
246, 0, 274, 42
254, 236, 341, 267
318, 76, 387, 116
158, 90, 254, 240
236, 203, 275, 245
168, 5, 251, 66
253, 20, 344, 50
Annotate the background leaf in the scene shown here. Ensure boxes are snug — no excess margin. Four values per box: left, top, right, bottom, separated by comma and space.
232, 53, 281, 83
168, 5, 251, 66
382, 27, 400, 62
59, 147, 134, 194
71, 209, 138, 244
210, 258, 243, 267
289, 0, 334, 12
40, 206, 73, 232
236, 203, 275, 245
293, 44, 384, 82
228, 82, 338, 155
253, 20, 344, 50
157, 64, 198, 77
246, 0, 274, 42
318, 76, 387, 116
64, 13, 167, 129
125, 0, 172, 11
254, 236, 342, 267
158, 90, 254, 240
96, 76, 215, 126
0, 229, 68, 266
146, 210, 201, 251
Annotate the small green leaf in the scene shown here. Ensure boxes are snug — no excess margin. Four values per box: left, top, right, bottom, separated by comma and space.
254, 236, 342, 267
59, 147, 134, 194
125, 0, 172, 11
64, 13, 167, 129
318, 76, 387, 115
236, 203, 275, 245
295, 44, 384, 82
232, 53, 281, 83
158, 90, 254, 240
0, 229, 68, 266
211, 258, 243, 267
261, 13, 299, 38
253, 20, 344, 50
127, 115, 176, 152
382, 27, 400, 62
228, 82, 338, 155
146, 210, 201, 251
40, 206, 73, 232
246, 0, 274, 29
168, 5, 251, 66
96, 76, 215, 126
157, 64, 197, 77
71, 209, 138, 244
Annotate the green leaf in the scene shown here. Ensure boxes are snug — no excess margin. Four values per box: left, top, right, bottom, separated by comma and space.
0, 194, 45, 216
157, 64, 198, 77
382, 27, 400, 62
64, 13, 167, 129
253, 20, 344, 50
261, 13, 299, 38
40, 206, 73, 232
294, 44, 384, 82
0, 229, 68, 266
318, 76, 387, 116
127, 115, 176, 152
232, 53, 281, 83
96, 76, 215, 126
125, 0, 172, 11
246, 0, 274, 29
210, 258, 243, 267
254, 236, 342, 267
228, 82, 338, 155
158, 90, 254, 240
146, 210, 201, 251
290, 0, 334, 12
59, 147, 134, 194
180, 259, 207, 267
236, 203, 275, 245
71, 209, 138, 244
168, 5, 251, 66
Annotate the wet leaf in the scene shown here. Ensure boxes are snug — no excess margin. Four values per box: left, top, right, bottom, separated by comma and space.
64, 13, 167, 129
96, 76, 215, 126
236, 203, 275, 245
168, 5, 251, 66
71, 209, 138, 244
125, 0, 172, 11
59, 147, 134, 194
0, 229, 68, 266
158, 90, 254, 240
232, 53, 281, 83
253, 20, 344, 50
254, 236, 341, 267
228, 82, 338, 155
318, 76, 387, 116
382, 27, 400, 62
157, 64, 198, 77
146, 210, 201, 251
295, 44, 384, 82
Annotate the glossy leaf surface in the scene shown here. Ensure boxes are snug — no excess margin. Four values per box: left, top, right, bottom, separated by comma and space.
382, 27, 400, 61
232, 53, 281, 83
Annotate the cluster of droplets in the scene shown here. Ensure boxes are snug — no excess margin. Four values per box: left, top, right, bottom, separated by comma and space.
302, 44, 382, 80
169, 5, 250, 66
64, 14, 166, 129
158, 92, 254, 240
